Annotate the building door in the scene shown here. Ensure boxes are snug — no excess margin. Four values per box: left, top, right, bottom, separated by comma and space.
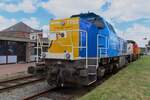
0, 40, 7, 64
16, 42, 26, 63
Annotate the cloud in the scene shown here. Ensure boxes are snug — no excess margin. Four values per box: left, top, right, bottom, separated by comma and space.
101, 0, 112, 12
0, 0, 150, 45
126, 24, 150, 33
0, 16, 17, 30
42, 25, 49, 37
0, 16, 41, 30
22, 17, 40, 29
19, 0, 37, 13
0, 0, 38, 13
118, 24, 150, 47
41, 0, 105, 18
40, 0, 150, 21
0, 3, 19, 12
101, 0, 150, 21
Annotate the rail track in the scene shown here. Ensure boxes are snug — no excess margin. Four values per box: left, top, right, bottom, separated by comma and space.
0, 75, 44, 92
23, 67, 126, 100
23, 87, 77, 100
23, 75, 112, 100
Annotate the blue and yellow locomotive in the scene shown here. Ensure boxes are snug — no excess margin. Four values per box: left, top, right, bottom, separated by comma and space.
28, 13, 130, 86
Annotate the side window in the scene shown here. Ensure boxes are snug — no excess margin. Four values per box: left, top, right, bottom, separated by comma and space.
0, 41, 6, 55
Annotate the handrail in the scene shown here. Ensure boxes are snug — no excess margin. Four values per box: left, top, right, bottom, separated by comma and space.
49, 30, 89, 69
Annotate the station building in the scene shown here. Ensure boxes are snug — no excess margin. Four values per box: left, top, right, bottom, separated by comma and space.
0, 22, 48, 64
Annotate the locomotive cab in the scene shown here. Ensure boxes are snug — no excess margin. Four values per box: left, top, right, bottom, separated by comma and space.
44, 16, 99, 86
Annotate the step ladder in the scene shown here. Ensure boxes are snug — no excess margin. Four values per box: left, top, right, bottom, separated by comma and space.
85, 34, 108, 85
35, 34, 50, 63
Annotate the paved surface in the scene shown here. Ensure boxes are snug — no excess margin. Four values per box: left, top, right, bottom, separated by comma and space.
0, 63, 35, 77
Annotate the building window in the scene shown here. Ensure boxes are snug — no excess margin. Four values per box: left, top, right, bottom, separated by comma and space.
0, 40, 7, 55
7, 41, 17, 55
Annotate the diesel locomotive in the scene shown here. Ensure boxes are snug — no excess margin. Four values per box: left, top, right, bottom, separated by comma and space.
28, 13, 140, 87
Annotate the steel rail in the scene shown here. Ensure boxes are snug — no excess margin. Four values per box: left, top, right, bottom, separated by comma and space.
0, 75, 44, 92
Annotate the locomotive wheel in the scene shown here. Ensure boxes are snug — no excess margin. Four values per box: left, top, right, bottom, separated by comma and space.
109, 64, 114, 74
124, 59, 129, 67
97, 67, 105, 80
112, 63, 119, 74
46, 66, 59, 87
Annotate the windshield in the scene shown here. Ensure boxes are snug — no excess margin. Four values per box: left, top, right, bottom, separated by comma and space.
87, 17, 105, 29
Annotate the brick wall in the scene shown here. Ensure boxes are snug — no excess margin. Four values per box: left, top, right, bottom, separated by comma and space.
0, 32, 29, 39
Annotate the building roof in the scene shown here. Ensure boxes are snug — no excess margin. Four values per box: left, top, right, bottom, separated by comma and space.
0, 22, 42, 33
0, 22, 43, 42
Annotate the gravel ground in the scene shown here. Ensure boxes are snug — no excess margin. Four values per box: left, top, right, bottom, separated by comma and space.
0, 72, 28, 82
36, 97, 52, 100
0, 80, 50, 100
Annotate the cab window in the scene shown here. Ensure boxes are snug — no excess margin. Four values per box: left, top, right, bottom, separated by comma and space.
87, 17, 105, 29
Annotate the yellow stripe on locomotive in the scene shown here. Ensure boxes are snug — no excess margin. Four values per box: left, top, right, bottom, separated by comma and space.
48, 17, 80, 60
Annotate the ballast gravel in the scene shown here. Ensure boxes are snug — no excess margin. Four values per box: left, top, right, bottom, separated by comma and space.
0, 81, 50, 100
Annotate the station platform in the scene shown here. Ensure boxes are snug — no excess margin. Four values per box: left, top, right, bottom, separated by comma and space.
0, 63, 35, 81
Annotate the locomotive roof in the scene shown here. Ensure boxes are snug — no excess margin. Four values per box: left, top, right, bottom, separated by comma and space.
71, 12, 106, 29
71, 12, 103, 19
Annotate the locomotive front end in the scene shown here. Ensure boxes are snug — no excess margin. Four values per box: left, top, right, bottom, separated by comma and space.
42, 17, 83, 87
47, 17, 80, 60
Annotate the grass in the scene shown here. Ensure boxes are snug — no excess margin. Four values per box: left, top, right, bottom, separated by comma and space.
79, 56, 150, 100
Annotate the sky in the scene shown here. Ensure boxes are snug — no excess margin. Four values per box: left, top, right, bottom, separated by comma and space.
0, 0, 150, 47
